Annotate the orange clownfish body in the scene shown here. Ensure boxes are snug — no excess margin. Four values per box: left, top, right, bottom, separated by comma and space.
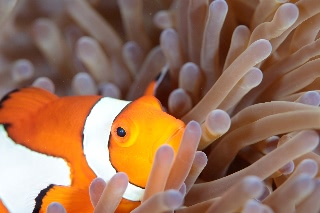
0, 87, 185, 213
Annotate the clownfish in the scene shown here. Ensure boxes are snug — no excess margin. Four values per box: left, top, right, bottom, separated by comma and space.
0, 87, 185, 213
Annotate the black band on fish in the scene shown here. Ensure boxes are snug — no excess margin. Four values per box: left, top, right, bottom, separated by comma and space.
33, 184, 54, 213
0, 89, 20, 109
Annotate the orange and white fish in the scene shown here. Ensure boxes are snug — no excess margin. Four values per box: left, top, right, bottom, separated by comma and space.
0, 87, 185, 213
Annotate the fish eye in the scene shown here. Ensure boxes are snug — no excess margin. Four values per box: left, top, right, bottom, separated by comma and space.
116, 127, 126, 137
110, 118, 137, 147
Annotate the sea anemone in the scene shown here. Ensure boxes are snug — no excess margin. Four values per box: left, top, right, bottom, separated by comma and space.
1, 0, 320, 212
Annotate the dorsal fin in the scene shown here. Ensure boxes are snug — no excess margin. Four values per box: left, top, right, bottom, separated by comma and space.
0, 87, 58, 125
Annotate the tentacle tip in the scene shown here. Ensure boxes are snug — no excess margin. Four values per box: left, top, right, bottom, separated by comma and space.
242, 176, 264, 197
46, 202, 66, 213
164, 190, 183, 209
206, 109, 231, 134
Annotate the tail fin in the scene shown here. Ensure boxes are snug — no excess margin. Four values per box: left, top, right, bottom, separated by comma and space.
0, 87, 58, 125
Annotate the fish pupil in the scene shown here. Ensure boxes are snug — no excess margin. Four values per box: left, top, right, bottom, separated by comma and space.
117, 127, 126, 137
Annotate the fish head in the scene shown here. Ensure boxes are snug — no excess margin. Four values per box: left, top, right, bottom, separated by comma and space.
108, 96, 185, 188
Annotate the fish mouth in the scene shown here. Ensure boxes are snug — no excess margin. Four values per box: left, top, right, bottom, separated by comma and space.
164, 126, 185, 151
151, 124, 185, 162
